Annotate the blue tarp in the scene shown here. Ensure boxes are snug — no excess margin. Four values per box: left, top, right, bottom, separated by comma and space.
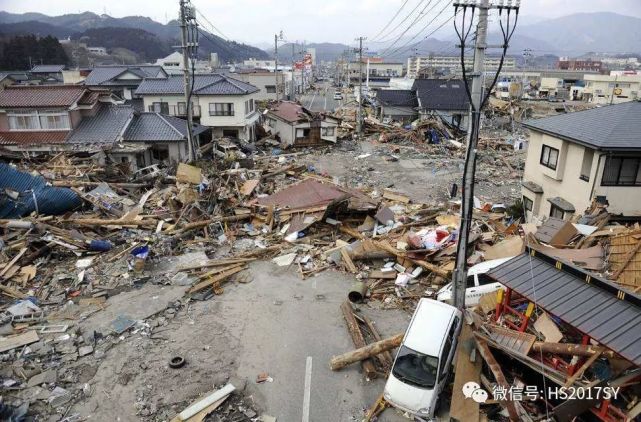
0, 162, 82, 218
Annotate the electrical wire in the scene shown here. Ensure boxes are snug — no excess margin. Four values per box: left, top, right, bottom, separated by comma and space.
370, 0, 411, 41
381, 0, 444, 56
387, 8, 458, 58
192, 3, 230, 41
374, 0, 428, 42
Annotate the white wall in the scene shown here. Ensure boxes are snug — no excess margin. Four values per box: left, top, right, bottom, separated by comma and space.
522, 131, 641, 218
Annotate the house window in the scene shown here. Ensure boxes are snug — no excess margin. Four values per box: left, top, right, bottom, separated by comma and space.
321, 126, 335, 136
266, 85, 276, 93
540, 145, 559, 170
523, 196, 533, 213
296, 128, 310, 138
244, 99, 255, 115
550, 204, 565, 219
177, 102, 187, 115
601, 156, 641, 186
209, 103, 234, 116
8, 110, 70, 131
151, 145, 170, 161
580, 149, 594, 181
152, 102, 169, 114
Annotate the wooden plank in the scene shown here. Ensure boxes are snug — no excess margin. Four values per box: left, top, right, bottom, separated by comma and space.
450, 323, 481, 422
0, 247, 27, 279
188, 266, 245, 293
563, 350, 603, 387
340, 301, 377, 379
362, 315, 393, 367
382, 189, 410, 204
0, 330, 39, 353
475, 337, 519, 421
340, 247, 358, 274
612, 239, 641, 280
240, 179, 260, 196
176, 163, 202, 184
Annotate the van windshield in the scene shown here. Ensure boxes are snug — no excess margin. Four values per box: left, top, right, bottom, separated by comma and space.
392, 345, 439, 389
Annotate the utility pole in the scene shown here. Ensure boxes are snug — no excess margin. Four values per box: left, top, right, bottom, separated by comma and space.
291, 43, 296, 100
451, 0, 519, 309
274, 34, 279, 101
355, 36, 366, 138
179, 0, 197, 161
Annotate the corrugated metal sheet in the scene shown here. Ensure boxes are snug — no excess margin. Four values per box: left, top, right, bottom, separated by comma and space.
487, 248, 641, 366
0, 162, 81, 218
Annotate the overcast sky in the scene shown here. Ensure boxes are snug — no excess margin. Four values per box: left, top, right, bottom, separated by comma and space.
1, 0, 640, 45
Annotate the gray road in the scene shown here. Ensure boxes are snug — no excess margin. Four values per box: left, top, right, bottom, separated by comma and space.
300, 82, 342, 112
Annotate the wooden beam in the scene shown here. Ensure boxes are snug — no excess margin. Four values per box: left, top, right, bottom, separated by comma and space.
475, 337, 519, 421
564, 350, 603, 387
612, 239, 641, 280
340, 301, 377, 379
330, 333, 403, 371
188, 266, 245, 293
340, 247, 358, 273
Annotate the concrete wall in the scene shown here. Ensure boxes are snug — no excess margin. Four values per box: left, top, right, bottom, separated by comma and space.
233, 73, 285, 101
522, 131, 641, 219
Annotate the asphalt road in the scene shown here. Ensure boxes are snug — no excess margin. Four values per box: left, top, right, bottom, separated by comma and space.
299, 82, 343, 112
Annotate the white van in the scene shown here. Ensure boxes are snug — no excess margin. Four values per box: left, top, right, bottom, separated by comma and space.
383, 299, 462, 419
436, 257, 514, 307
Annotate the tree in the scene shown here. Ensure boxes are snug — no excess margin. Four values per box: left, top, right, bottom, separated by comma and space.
0, 35, 69, 70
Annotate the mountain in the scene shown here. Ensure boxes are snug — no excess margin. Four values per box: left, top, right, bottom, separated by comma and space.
0, 11, 268, 62
516, 12, 641, 54
76, 28, 171, 61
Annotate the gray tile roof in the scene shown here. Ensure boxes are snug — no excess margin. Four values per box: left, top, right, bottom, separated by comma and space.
135, 74, 259, 96
31, 64, 65, 73
411, 79, 470, 111
124, 113, 208, 142
85, 66, 166, 86
488, 247, 641, 367
523, 101, 641, 151
377, 90, 418, 107
66, 104, 134, 144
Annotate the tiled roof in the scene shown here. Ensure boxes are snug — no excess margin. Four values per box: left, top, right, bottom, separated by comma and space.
135, 74, 259, 96
124, 113, 208, 142
31, 64, 65, 73
377, 89, 418, 107
267, 101, 311, 123
0, 85, 87, 108
411, 79, 470, 111
66, 104, 134, 144
0, 131, 69, 146
522, 101, 641, 151
85, 66, 166, 86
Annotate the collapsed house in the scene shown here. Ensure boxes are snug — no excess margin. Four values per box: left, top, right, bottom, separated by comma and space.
263, 101, 339, 147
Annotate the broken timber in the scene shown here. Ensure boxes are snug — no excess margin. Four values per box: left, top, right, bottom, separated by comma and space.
340, 301, 377, 379
330, 333, 403, 371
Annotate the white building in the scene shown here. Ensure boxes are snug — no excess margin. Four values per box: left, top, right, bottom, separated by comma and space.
232, 71, 286, 101
407, 55, 516, 78
135, 74, 261, 141
582, 74, 641, 105
154, 52, 211, 75
87, 46, 107, 55
521, 102, 641, 220
243, 58, 276, 69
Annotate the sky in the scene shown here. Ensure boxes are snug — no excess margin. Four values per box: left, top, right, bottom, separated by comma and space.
1, 0, 640, 46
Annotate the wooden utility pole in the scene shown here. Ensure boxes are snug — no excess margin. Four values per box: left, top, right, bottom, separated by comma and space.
179, 0, 197, 161
355, 37, 366, 138
330, 333, 403, 371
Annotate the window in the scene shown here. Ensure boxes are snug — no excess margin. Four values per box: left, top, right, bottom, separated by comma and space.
177, 102, 187, 115
151, 145, 169, 161
152, 102, 169, 114
540, 145, 559, 170
244, 99, 255, 115
321, 126, 335, 136
209, 103, 234, 116
580, 149, 594, 181
392, 346, 439, 389
8, 110, 70, 131
296, 128, 310, 138
523, 196, 533, 213
602, 156, 641, 186
550, 204, 565, 219
265, 85, 276, 93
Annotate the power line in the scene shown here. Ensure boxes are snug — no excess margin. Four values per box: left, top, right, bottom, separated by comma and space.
381, 0, 449, 56
370, 0, 411, 40
387, 5, 456, 58
195, 15, 229, 41
374, 0, 428, 43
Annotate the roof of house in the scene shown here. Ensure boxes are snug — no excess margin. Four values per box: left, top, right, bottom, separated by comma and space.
376, 89, 418, 108
124, 113, 208, 142
488, 248, 641, 367
135, 74, 259, 96
85, 65, 167, 86
267, 101, 312, 123
0, 131, 69, 146
31, 64, 65, 73
522, 101, 641, 150
66, 104, 135, 144
411, 78, 470, 111
0, 85, 93, 108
